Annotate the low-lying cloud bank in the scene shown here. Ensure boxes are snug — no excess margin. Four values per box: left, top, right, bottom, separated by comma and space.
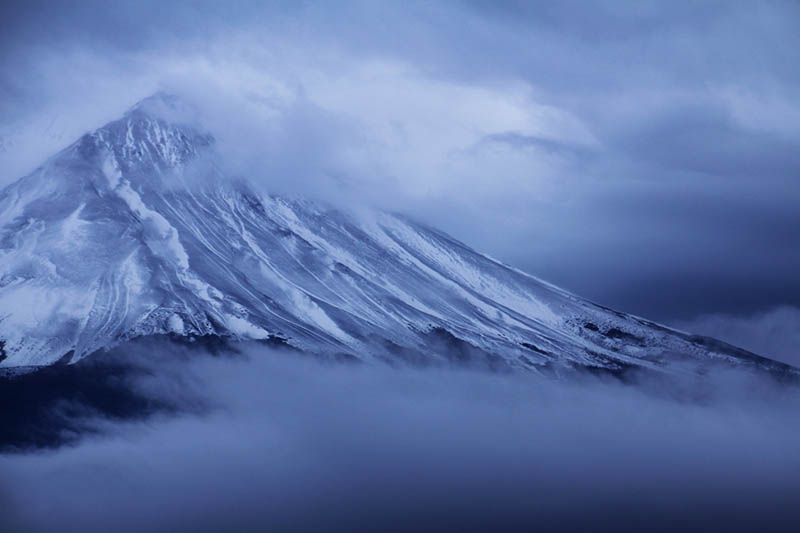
2, 341, 800, 532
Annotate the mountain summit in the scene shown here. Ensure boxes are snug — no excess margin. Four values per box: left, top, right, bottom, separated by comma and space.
0, 94, 791, 376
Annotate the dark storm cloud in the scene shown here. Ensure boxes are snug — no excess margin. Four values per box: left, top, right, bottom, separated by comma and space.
610, 103, 800, 178
506, 168, 800, 320
2, 342, 800, 533
0, 0, 798, 328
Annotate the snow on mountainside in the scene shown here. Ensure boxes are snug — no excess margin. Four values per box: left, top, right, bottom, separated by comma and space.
0, 93, 793, 376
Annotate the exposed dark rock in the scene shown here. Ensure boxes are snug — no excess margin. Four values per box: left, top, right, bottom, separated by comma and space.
521, 342, 550, 356
604, 327, 645, 345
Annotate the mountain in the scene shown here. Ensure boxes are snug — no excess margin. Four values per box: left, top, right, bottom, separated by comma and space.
0, 93, 792, 377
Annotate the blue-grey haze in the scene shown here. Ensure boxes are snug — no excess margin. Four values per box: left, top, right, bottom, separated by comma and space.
1, 3, 799, 530
2, 342, 800, 532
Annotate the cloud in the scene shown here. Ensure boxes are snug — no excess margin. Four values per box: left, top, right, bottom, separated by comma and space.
2, 341, 800, 532
0, 0, 798, 326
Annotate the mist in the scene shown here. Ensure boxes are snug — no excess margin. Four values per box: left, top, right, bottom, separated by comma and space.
2, 341, 800, 532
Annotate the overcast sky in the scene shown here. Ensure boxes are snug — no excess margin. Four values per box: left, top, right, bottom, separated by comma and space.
1, 0, 798, 361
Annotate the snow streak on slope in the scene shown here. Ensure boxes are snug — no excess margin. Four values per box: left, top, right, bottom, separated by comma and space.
0, 94, 793, 377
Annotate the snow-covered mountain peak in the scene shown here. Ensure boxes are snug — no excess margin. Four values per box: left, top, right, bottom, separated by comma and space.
78, 93, 213, 179
0, 95, 795, 379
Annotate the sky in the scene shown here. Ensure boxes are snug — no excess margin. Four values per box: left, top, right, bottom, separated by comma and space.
0, 0, 798, 362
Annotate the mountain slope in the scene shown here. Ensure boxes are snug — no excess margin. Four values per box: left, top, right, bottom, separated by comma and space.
0, 94, 792, 376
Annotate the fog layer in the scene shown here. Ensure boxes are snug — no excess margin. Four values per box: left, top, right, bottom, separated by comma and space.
2, 342, 799, 532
